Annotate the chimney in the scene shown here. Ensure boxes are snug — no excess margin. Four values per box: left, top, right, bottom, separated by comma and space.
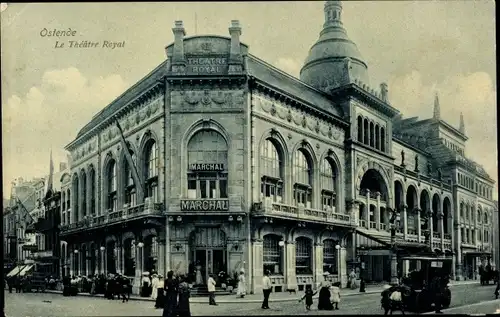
380, 82, 388, 102
228, 20, 243, 74
59, 162, 68, 172
171, 20, 186, 73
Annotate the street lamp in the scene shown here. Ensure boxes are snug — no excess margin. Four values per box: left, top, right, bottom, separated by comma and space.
335, 244, 341, 286
389, 207, 400, 285
137, 242, 144, 274
99, 246, 105, 274
278, 240, 285, 247
73, 249, 79, 276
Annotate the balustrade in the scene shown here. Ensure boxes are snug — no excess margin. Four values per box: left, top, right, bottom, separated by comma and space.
369, 221, 377, 229
60, 202, 163, 233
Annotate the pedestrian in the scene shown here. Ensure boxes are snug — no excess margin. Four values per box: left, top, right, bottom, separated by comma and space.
151, 274, 159, 300
317, 273, 333, 311
330, 281, 341, 310
155, 274, 165, 309
177, 275, 191, 317
7, 276, 13, 293
495, 278, 500, 299
162, 270, 178, 317
431, 276, 443, 314
141, 272, 151, 297
207, 273, 217, 306
261, 270, 272, 309
298, 284, 317, 310
236, 269, 246, 298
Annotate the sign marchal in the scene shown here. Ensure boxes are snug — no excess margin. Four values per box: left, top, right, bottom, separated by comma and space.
180, 199, 229, 211
189, 163, 224, 171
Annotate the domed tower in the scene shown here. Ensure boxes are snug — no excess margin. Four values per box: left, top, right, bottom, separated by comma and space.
300, 0, 369, 92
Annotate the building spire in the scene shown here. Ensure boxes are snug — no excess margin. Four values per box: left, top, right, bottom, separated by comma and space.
323, 0, 343, 28
46, 149, 54, 195
433, 92, 440, 120
459, 112, 465, 134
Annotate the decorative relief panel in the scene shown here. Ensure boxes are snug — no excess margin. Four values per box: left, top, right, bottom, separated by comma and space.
101, 95, 164, 146
72, 138, 98, 163
171, 89, 245, 110
253, 94, 343, 142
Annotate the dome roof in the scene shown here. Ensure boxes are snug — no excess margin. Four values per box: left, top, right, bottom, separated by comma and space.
300, 1, 368, 91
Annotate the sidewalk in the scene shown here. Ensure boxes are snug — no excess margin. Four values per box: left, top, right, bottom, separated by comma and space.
44, 280, 478, 304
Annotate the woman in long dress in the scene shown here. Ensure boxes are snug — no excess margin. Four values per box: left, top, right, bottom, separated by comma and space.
236, 270, 246, 298
155, 275, 165, 309
317, 280, 333, 310
162, 271, 178, 317
151, 274, 159, 300
177, 275, 191, 317
195, 262, 203, 285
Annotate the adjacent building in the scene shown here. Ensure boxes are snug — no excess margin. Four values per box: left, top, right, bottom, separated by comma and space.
59, 0, 497, 294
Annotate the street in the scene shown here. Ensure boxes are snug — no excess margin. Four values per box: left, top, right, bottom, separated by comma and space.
4, 283, 499, 316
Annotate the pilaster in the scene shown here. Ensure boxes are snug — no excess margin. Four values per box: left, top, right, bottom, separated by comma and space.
402, 204, 408, 239
251, 239, 264, 294
286, 241, 297, 291
314, 243, 324, 289
375, 192, 381, 230
416, 208, 422, 239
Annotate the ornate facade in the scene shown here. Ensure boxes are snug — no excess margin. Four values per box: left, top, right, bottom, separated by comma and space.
59, 1, 496, 294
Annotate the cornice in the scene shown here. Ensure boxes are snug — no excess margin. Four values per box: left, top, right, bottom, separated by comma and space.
250, 76, 349, 129
66, 80, 166, 151
329, 83, 400, 118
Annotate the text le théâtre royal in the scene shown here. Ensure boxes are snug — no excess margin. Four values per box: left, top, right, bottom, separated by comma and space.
41, 28, 125, 49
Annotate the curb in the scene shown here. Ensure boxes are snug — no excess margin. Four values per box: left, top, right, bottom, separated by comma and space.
42, 281, 479, 304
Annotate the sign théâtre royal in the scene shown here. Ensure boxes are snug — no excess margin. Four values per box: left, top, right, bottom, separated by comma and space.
180, 199, 229, 211
186, 56, 228, 75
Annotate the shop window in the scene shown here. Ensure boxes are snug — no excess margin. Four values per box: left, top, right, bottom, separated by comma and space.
295, 237, 312, 275
323, 239, 338, 274
263, 234, 283, 275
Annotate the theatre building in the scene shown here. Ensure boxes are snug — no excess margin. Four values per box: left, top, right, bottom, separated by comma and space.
60, 1, 496, 294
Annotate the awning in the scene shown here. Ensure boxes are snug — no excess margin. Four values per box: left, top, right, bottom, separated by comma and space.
464, 251, 492, 257
7, 265, 27, 277
18, 264, 34, 277
356, 227, 428, 250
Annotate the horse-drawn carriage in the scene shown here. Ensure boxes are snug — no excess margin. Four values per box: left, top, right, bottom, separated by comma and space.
381, 255, 452, 314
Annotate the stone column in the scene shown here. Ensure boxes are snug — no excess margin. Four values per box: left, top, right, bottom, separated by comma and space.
365, 189, 370, 228
85, 247, 90, 276
251, 239, 264, 294
429, 214, 434, 248
347, 200, 360, 226
286, 241, 297, 291
158, 239, 166, 277
70, 252, 74, 277
314, 243, 324, 289
339, 247, 347, 288
416, 208, 422, 240
375, 192, 381, 230
402, 204, 408, 239
100, 248, 106, 274
439, 213, 445, 250
115, 243, 122, 274
94, 248, 99, 275
455, 222, 463, 280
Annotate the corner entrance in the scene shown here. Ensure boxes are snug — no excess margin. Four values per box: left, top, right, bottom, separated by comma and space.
189, 227, 227, 286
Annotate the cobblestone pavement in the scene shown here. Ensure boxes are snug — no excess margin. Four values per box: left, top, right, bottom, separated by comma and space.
4, 283, 496, 316
424, 299, 500, 315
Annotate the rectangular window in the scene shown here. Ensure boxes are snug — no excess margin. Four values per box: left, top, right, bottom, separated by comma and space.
187, 172, 228, 199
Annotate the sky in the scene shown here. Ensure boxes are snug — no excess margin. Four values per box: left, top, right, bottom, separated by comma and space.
1, 1, 497, 199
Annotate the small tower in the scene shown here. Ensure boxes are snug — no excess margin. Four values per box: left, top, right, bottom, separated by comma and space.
459, 112, 466, 134
433, 93, 440, 121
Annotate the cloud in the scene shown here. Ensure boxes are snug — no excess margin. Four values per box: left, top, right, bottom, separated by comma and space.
2, 67, 127, 195
388, 71, 498, 197
274, 57, 301, 78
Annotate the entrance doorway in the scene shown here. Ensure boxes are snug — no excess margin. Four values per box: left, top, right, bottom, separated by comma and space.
189, 227, 227, 286
192, 249, 226, 285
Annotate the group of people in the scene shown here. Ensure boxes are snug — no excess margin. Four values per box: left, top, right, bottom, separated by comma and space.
6, 275, 28, 293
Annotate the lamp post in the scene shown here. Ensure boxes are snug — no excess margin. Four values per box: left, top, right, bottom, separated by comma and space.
100, 246, 105, 274
335, 244, 341, 287
73, 249, 79, 276
137, 242, 144, 274
389, 207, 401, 285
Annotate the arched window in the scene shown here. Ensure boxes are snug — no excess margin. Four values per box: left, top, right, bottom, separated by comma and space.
484, 213, 488, 224
477, 209, 481, 223
187, 130, 228, 199
380, 127, 386, 152
107, 160, 117, 211
323, 239, 338, 274
124, 153, 137, 206
363, 119, 369, 144
375, 125, 380, 150
369, 121, 375, 147
72, 175, 79, 222
321, 159, 337, 211
80, 170, 87, 218
263, 234, 283, 275
260, 139, 284, 202
66, 189, 71, 223
144, 141, 159, 202
460, 203, 464, 220
89, 167, 96, 215
295, 237, 312, 275
478, 230, 482, 242
357, 116, 363, 142
293, 150, 312, 207
62, 191, 66, 211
